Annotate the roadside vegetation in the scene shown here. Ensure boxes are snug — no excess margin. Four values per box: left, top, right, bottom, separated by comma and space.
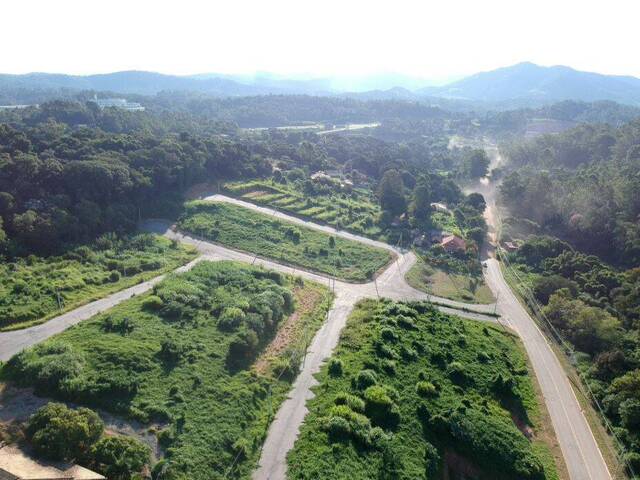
177, 200, 392, 282
287, 299, 560, 480
2, 261, 333, 480
499, 120, 640, 476
0, 233, 196, 331
406, 256, 494, 304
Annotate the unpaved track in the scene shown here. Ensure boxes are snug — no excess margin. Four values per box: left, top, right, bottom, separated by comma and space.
475, 147, 611, 480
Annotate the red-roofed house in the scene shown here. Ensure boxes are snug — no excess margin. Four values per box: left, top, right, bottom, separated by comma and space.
440, 235, 466, 253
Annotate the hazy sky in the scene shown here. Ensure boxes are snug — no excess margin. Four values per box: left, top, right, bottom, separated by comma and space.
3, 0, 639, 80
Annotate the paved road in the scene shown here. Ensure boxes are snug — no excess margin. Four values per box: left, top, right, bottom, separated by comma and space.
474, 147, 611, 480
0, 197, 498, 480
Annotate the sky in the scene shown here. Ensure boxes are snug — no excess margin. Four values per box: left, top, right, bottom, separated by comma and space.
3, 0, 640, 81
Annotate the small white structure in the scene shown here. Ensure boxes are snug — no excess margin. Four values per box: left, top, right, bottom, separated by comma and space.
430, 202, 450, 214
0, 445, 105, 480
90, 95, 144, 111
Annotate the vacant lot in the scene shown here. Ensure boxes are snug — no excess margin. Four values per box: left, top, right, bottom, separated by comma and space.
224, 180, 385, 238
2, 261, 332, 480
178, 200, 393, 282
0, 234, 197, 331
406, 258, 494, 304
287, 299, 560, 480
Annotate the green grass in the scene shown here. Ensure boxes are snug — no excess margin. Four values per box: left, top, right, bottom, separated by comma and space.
287, 299, 560, 480
2, 261, 333, 480
224, 180, 385, 239
178, 200, 393, 282
406, 257, 494, 304
0, 234, 197, 331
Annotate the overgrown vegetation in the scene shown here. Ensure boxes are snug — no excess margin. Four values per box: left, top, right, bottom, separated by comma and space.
498, 119, 640, 476
26, 402, 150, 480
0, 233, 196, 330
178, 200, 392, 281
2, 261, 332, 479
406, 257, 494, 304
287, 299, 559, 480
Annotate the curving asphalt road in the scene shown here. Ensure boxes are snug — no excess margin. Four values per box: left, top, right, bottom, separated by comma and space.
474, 147, 611, 480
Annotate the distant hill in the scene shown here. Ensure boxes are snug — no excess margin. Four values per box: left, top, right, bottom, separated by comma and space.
0, 71, 332, 97
2, 63, 640, 108
420, 62, 640, 106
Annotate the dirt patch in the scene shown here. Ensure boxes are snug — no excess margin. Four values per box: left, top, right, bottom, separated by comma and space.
443, 449, 481, 479
253, 287, 323, 375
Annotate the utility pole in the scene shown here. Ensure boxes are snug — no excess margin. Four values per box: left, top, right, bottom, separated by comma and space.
493, 291, 500, 316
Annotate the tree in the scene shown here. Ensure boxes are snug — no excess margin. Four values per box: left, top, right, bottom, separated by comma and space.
464, 149, 490, 178
412, 180, 432, 219
27, 403, 104, 461
465, 192, 486, 212
378, 169, 406, 215
91, 436, 150, 480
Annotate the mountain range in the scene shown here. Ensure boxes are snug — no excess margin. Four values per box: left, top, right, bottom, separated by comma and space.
2, 62, 640, 107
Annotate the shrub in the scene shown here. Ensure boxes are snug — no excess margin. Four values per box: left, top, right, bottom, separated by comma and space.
109, 270, 121, 282
334, 392, 365, 413
91, 436, 150, 480
143, 295, 164, 311
363, 385, 400, 428
380, 327, 398, 343
416, 381, 437, 397
27, 403, 104, 461
227, 329, 259, 370
328, 358, 344, 377
354, 369, 377, 390
218, 307, 246, 331
326, 416, 351, 442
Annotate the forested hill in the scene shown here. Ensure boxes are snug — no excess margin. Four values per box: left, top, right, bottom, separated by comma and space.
421, 62, 640, 106
500, 119, 640, 266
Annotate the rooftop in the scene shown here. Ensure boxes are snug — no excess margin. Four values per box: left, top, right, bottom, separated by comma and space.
0, 446, 105, 480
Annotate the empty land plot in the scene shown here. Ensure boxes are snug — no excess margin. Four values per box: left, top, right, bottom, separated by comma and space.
178, 200, 393, 282
2, 261, 332, 480
0, 234, 197, 331
287, 299, 561, 480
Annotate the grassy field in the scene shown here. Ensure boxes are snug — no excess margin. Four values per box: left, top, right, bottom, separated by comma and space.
2, 261, 333, 480
287, 299, 560, 480
406, 257, 494, 304
223, 180, 385, 239
178, 200, 393, 282
0, 234, 197, 331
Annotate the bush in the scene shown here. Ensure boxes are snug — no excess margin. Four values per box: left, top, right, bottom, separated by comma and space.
227, 329, 259, 370
109, 270, 121, 282
363, 385, 400, 428
354, 369, 377, 390
27, 403, 104, 461
334, 392, 365, 413
328, 358, 344, 377
218, 307, 246, 331
91, 436, 150, 480
143, 295, 164, 311
416, 381, 437, 397
326, 415, 351, 442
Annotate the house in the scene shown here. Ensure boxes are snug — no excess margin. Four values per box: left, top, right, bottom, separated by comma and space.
503, 241, 519, 252
430, 202, 450, 214
90, 95, 145, 111
440, 234, 466, 253
429, 230, 451, 244
310, 171, 332, 182
0, 445, 105, 480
